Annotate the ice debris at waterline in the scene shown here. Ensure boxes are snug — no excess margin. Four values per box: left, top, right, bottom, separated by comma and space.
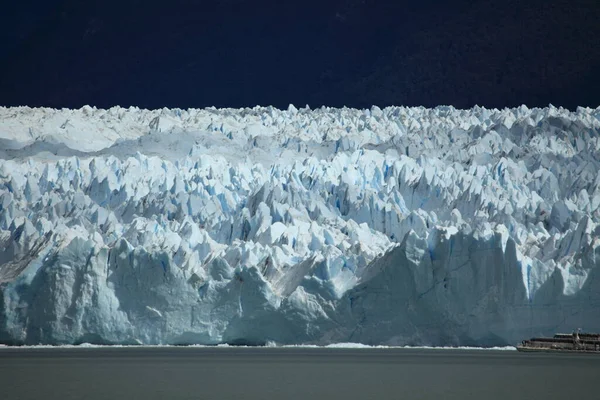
0, 104, 599, 346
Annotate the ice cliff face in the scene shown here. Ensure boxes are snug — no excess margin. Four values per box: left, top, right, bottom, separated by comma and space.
0, 104, 599, 346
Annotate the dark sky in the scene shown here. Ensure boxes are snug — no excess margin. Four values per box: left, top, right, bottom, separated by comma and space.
1, 0, 600, 110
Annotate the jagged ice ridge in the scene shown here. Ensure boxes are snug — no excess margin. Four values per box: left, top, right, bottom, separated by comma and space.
0, 104, 599, 346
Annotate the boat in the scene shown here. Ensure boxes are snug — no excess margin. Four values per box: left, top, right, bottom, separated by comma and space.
517, 331, 600, 353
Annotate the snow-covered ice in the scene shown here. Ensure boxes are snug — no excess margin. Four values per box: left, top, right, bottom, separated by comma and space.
0, 104, 599, 346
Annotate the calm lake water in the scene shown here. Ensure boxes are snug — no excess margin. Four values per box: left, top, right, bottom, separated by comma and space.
0, 346, 599, 400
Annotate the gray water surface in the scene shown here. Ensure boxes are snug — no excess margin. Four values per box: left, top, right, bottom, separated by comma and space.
0, 347, 598, 400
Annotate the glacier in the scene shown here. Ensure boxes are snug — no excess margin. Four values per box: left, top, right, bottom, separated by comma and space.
0, 104, 599, 346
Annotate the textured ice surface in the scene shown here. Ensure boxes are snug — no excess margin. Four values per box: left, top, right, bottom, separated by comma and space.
0, 104, 599, 346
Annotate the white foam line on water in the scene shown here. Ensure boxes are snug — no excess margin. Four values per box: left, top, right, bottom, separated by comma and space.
281, 343, 517, 350
0, 343, 517, 351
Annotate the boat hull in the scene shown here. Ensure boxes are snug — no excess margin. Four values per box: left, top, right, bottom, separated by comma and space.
517, 346, 600, 354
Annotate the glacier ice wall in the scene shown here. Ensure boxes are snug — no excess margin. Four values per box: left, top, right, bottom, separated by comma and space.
0, 104, 599, 346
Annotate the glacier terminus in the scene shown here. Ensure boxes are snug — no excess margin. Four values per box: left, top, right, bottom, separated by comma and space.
0, 104, 599, 347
